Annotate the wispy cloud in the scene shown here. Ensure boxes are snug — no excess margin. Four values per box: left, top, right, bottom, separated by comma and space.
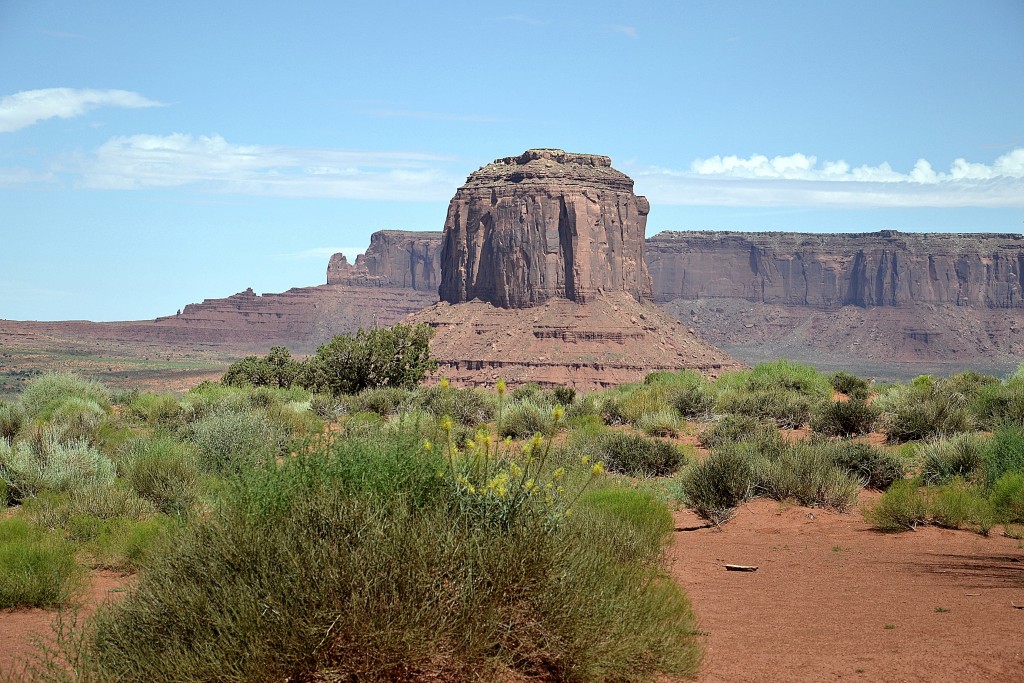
0, 167, 58, 187
610, 24, 638, 39
0, 88, 164, 133
632, 149, 1024, 208
71, 133, 462, 201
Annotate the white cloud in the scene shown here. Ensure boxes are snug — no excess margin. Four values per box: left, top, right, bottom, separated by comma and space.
73, 133, 461, 201
633, 149, 1024, 208
0, 167, 57, 187
0, 88, 164, 133
610, 24, 638, 39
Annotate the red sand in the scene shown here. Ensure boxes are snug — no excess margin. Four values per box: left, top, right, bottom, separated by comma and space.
668, 495, 1024, 682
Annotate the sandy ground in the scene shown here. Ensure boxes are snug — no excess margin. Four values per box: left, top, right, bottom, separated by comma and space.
0, 571, 129, 680
669, 495, 1024, 683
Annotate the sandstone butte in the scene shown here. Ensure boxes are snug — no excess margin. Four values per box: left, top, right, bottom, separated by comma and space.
405, 149, 743, 389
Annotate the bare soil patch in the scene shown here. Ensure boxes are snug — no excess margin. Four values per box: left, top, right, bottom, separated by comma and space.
0, 571, 130, 679
669, 495, 1024, 682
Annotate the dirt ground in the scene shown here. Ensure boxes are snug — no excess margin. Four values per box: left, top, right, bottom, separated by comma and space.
0, 571, 129, 679
2, 500, 1021, 682
669, 494, 1024, 683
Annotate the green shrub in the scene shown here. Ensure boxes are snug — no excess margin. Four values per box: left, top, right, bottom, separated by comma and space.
698, 415, 778, 449
717, 360, 832, 398
88, 516, 173, 572
121, 435, 201, 515
0, 399, 25, 440
715, 386, 819, 428
599, 385, 668, 426
972, 381, 1024, 429
810, 399, 879, 437
187, 409, 280, 475
829, 371, 871, 400
929, 482, 995, 533
19, 372, 111, 421
222, 346, 302, 389
0, 517, 82, 608
39, 435, 700, 682
876, 379, 976, 442
300, 323, 437, 396
983, 424, 1024, 488
919, 433, 987, 485
680, 448, 755, 524
755, 443, 860, 510
830, 442, 904, 490
126, 393, 183, 429
645, 370, 715, 420
309, 393, 345, 421
636, 409, 684, 438
0, 433, 116, 502
864, 480, 929, 531
576, 487, 673, 565
989, 473, 1024, 523
415, 385, 496, 425
499, 399, 553, 439
510, 382, 543, 401
597, 431, 687, 477
548, 385, 576, 406
347, 386, 412, 417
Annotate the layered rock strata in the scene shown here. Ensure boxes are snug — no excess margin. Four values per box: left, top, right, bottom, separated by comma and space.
439, 149, 653, 307
411, 150, 742, 388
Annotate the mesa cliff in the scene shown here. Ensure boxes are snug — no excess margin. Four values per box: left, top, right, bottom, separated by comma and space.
408, 149, 742, 388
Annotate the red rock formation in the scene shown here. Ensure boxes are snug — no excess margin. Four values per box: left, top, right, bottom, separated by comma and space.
439, 149, 653, 307
327, 230, 442, 292
645, 230, 1024, 309
410, 149, 742, 389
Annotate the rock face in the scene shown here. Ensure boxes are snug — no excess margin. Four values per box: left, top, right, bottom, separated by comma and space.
327, 230, 442, 292
646, 230, 1024, 309
439, 149, 653, 307
409, 150, 742, 389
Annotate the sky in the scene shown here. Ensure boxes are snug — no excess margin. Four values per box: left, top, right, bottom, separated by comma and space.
1, 0, 1022, 322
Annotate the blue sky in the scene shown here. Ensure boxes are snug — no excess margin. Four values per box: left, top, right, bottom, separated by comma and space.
1, 0, 1022, 321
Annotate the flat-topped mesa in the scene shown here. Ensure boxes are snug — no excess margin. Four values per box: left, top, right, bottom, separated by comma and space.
439, 149, 653, 308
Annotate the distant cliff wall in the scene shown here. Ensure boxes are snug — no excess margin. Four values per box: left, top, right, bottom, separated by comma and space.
327, 230, 443, 293
645, 230, 1024, 309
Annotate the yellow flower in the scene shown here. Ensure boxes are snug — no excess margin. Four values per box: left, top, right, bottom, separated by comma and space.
510, 463, 523, 478
552, 404, 564, 421
556, 485, 565, 495
423, 440, 432, 452
552, 467, 565, 480
530, 433, 543, 451
440, 377, 450, 389
441, 416, 453, 432
565, 507, 573, 518
592, 461, 605, 475
496, 379, 506, 395
581, 455, 591, 466
466, 439, 476, 450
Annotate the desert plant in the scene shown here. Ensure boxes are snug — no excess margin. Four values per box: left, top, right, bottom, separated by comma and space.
830, 441, 904, 490
989, 473, 1024, 523
414, 384, 496, 425
19, 372, 111, 421
0, 399, 25, 440
309, 393, 345, 421
755, 442, 860, 510
597, 431, 687, 477
300, 323, 437, 396
636, 409, 685, 438
829, 370, 871, 400
810, 398, 879, 437
876, 378, 976, 442
928, 482, 995, 533
679, 448, 755, 524
0, 433, 116, 502
120, 434, 201, 515
499, 398, 553, 439
698, 414, 779, 450
548, 385, 576, 406
186, 409, 280, 475
864, 480, 929, 531
222, 346, 302, 389
919, 432, 987, 485
36, 433, 700, 682
0, 517, 82, 608
983, 424, 1024, 488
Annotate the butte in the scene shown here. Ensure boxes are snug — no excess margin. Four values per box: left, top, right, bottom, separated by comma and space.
407, 149, 743, 389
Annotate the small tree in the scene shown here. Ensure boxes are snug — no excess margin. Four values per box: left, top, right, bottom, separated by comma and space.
301, 323, 437, 396
222, 346, 301, 389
